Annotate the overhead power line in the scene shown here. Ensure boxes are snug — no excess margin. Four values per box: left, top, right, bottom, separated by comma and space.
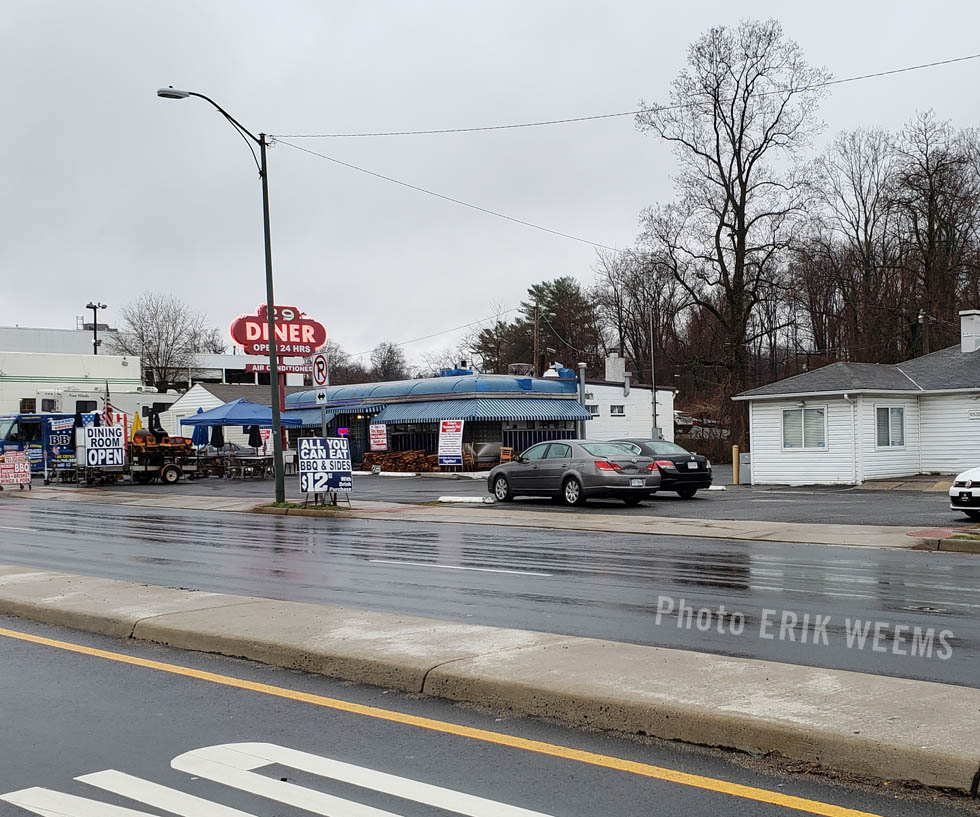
273, 52, 980, 139
275, 139, 621, 252
351, 307, 521, 357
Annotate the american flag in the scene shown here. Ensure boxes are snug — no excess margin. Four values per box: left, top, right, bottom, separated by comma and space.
102, 381, 114, 426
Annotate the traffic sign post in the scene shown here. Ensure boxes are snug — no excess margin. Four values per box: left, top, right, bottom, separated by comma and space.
311, 353, 329, 387
315, 388, 328, 437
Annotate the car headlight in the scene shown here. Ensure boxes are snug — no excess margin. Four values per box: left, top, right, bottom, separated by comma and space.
967, 480, 974, 488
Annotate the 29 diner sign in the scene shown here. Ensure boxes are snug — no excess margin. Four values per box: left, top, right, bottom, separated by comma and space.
229, 304, 327, 356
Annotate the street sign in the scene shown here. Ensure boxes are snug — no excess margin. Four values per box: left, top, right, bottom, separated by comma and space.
299, 437, 352, 493
315, 389, 328, 406
312, 353, 329, 387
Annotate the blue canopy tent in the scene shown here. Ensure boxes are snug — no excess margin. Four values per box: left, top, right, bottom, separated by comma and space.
190, 407, 209, 448
179, 398, 302, 429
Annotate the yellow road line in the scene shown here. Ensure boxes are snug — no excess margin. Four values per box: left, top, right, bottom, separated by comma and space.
0, 625, 886, 817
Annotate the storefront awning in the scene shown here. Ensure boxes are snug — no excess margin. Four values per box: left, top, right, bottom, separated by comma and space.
371, 398, 591, 424
283, 408, 336, 428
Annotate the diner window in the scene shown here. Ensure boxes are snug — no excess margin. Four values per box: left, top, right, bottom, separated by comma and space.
19, 398, 36, 413
610, 405, 625, 416
782, 407, 826, 449
75, 400, 97, 413
41, 399, 57, 412
586, 404, 599, 417
876, 406, 905, 447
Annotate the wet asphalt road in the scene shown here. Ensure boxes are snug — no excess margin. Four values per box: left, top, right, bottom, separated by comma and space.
2, 617, 969, 817
1, 502, 977, 688
76, 471, 972, 528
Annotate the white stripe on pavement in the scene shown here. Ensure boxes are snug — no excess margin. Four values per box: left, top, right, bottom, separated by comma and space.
370, 559, 551, 576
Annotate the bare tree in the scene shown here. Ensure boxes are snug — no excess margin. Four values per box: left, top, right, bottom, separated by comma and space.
108, 292, 225, 392
892, 111, 980, 353
637, 18, 831, 443
370, 342, 409, 381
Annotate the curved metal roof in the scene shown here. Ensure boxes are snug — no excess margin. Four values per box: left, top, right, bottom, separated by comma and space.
287, 374, 578, 409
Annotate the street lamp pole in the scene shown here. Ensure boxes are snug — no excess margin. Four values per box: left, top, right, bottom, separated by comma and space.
157, 86, 286, 503
85, 302, 106, 355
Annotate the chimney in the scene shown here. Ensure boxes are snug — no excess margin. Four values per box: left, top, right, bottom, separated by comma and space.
604, 352, 626, 383
961, 310, 980, 354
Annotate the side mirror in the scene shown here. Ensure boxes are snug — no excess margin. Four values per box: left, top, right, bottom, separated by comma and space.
516, 455, 525, 464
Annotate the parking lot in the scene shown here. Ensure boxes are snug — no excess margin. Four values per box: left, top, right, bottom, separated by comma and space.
46, 465, 974, 529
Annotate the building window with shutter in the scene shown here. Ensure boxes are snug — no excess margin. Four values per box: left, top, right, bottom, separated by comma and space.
782, 407, 826, 449
586, 404, 599, 417
875, 406, 905, 447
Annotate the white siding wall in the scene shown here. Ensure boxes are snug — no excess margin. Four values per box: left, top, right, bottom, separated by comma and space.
160, 385, 252, 448
919, 394, 980, 473
584, 385, 675, 442
859, 396, 921, 480
0, 352, 142, 414
749, 398, 857, 485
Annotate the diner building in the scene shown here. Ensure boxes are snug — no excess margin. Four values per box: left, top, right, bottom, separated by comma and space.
284, 362, 675, 464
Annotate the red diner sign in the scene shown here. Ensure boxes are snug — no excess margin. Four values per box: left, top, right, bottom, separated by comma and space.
229, 304, 327, 356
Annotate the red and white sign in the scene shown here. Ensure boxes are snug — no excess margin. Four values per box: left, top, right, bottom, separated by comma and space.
244, 363, 312, 374
311, 353, 329, 387
229, 305, 327, 357
0, 451, 30, 486
369, 423, 388, 452
437, 420, 464, 466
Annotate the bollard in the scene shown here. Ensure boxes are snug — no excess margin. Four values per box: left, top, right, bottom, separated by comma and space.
732, 445, 740, 485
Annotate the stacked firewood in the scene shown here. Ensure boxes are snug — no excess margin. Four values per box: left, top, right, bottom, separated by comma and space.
361, 450, 438, 472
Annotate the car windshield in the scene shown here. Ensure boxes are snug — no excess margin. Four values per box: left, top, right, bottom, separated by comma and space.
646, 441, 690, 456
580, 442, 638, 458
0, 418, 14, 441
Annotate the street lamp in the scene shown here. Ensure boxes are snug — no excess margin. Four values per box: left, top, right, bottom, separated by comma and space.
85, 301, 107, 355
157, 85, 286, 503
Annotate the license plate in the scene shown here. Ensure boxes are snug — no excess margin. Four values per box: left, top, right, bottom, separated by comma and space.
960, 492, 972, 503
687, 462, 698, 470
630, 478, 644, 487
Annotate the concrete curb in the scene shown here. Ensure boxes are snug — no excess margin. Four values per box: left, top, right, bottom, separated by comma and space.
0, 563, 977, 793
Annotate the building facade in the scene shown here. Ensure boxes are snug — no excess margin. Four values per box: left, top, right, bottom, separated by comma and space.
735, 310, 980, 485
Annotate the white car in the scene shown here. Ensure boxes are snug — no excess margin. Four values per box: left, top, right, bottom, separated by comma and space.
949, 466, 980, 519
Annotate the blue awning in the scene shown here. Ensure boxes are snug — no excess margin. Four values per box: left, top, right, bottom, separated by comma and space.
371, 398, 591, 424
283, 408, 336, 429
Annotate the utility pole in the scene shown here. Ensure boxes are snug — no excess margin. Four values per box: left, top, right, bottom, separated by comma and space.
649, 311, 657, 439
533, 303, 540, 377
919, 309, 931, 355
85, 302, 107, 355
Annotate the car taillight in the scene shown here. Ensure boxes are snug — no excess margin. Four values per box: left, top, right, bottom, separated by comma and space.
595, 460, 621, 471
654, 459, 676, 469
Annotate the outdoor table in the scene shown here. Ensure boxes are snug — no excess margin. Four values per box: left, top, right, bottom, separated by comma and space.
230, 455, 273, 479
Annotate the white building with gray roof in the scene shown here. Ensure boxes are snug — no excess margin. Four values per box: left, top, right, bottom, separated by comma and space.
734, 310, 980, 485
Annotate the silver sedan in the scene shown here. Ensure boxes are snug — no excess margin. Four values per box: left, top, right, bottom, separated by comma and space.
487, 440, 659, 506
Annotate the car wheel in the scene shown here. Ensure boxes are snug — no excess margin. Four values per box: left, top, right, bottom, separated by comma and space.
623, 495, 644, 506
964, 509, 980, 521
160, 465, 181, 485
562, 477, 587, 506
492, 475, 513, 502
676, 487, 698, 499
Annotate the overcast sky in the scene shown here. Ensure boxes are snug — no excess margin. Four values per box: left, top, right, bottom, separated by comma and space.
4, 1, 980, 368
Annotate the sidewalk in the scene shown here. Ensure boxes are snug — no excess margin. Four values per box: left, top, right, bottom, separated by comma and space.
0, 562, 976, 793
7, 485, 960, 549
